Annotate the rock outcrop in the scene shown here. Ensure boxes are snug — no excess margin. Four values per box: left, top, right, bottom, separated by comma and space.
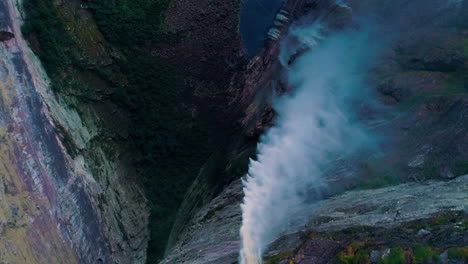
0, 0, 148, 263
1, 0, 465, 262
163, 0, 468, 263
161, 176, 467, 264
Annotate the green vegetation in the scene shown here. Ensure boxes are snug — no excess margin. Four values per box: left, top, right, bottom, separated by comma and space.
22, 0, 213, 262
377, 248, 406, 264
335, 246, 440, 264
90, 4, 213, 259
454, 159, 468, 176
336, 250, 369, 264
354, 161, 400, 190
335, 242, 370, 264
326, 212, 465, 264
420, 164, 438, 179
444, 71, 466, 94
413, 246, 439, 263
461, 37, 468, 58
355, 174, 400, 190
448, 247, 468, 261
21, 0, 75, 78
87, 0, 172, 47
264, 251, 294, 264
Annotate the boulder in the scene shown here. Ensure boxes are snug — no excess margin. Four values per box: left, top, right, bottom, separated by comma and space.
440, 250, 449, 264
370, 250, 381, 263
416, 228, 431, 237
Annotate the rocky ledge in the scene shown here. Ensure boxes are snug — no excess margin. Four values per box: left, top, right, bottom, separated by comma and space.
163, 0, 468, 263
161, 175, 467, 264
0, 0, 148, 263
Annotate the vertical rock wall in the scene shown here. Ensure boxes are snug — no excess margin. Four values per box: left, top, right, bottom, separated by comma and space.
0, 0, 149, 263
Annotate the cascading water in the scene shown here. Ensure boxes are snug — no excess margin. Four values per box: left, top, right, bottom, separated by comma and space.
238, 10, 382, 264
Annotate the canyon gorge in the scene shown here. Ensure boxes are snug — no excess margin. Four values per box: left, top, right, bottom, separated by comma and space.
0, 0, 466, 264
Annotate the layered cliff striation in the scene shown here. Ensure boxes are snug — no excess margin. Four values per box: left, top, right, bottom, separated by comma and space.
0, 0, 149, 263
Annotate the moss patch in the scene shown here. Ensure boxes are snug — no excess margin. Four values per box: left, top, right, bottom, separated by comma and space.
265, 251, 294, 264
453, 160, 468, 176
335, 243, 370, 264
355, 173, 400, 190
413, 245, 439, 263
461, 37, 468, 58
448, 247, 468, 261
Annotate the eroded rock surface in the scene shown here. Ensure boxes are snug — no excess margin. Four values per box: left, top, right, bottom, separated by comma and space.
161, 176, 467, 264
0, 0, 148, 263
163, 0, 468, 263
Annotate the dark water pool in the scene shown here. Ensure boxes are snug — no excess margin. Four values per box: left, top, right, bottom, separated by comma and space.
240, 0, 285, 56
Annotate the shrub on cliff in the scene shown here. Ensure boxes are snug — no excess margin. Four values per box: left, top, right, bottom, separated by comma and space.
22, 0, 74, 74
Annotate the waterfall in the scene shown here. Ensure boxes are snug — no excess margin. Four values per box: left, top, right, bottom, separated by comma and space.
238, 16, 381, 264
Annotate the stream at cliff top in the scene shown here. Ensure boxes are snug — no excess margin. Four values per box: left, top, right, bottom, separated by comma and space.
240, 0, 284, 56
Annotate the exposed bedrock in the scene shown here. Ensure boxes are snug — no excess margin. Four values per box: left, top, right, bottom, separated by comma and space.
0, 0, 465, 262
163, 0, 468, 263
0, 0, 148, 263
161, 176, 467, 264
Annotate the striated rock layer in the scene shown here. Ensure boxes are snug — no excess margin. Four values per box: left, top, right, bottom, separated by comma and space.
0, 0, 148, 263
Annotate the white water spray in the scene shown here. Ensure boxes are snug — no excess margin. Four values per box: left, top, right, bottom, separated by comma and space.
239, 19, 380, 264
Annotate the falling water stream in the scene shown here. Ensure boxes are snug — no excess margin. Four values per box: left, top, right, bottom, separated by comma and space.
238, 4, 382, 263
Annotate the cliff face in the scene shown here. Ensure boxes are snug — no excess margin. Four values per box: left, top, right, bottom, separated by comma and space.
163, 0, 468, 263
1, 0, 466, 263
161, 176, 467, 264
0, 0, 148, 263
15, 0, 248, 261
15, 0, 247, 261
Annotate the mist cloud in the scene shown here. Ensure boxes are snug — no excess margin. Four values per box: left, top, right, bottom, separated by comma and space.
239, 17, 381, 264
